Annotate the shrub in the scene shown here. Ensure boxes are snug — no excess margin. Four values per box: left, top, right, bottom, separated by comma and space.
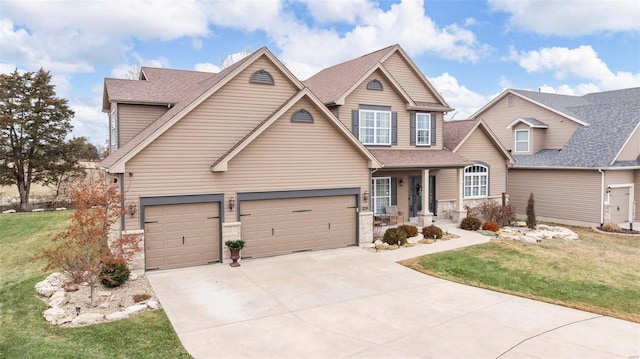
476, 200, 516, 227
526, 192, 537, 229
482, 221, 500, 232
460, 216, 482, 231
601, 221, 622, 233
100, 257, 130, 288
225, 240, 246, 249
133, 293, 151, 302
422, 225, 443, 239
398, 224, 419, 238
383, 228, 408, 246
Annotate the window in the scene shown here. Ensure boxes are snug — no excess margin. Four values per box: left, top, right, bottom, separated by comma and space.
514, 129, 529, 152
416, 113, 431, 145
507, 95, 514, 107
372, 177, 391, 215
367, 79, 383, 91
249, 69, 274, 84
359, 109, 391, 145
110, 108, 118, 151
464, 165, 488, 198
291, 109, 313, 123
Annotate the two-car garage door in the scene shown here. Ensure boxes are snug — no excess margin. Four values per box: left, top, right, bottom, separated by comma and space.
240, 195, 357, 259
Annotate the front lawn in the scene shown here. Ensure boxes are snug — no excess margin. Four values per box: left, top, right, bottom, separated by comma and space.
401, 225, 640, 323
0, 211, 191, 358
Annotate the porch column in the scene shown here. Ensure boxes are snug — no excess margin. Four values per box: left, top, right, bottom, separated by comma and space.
452, 168, 467, 223
417, 169, 433, 227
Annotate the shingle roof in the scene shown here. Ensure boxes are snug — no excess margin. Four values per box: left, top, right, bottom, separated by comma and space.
370, 149, 472, 168
506, 117, 549, 128
443, 119, 478, 151
303, 45, 395, 104
510, 87, 640, 168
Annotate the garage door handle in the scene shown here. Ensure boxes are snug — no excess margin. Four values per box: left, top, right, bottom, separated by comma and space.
328, 222, 331, 230
145, 221, 158, 224
182, 236, 185, 245
272, 228, 274, 236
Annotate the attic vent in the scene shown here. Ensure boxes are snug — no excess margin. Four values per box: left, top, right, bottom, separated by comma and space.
367, 79, 383, 91
291, 109, 314, 123
250, 69, 274, 85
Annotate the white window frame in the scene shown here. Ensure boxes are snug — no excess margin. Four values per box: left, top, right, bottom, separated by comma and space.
110, 108, 118, 151
514, 129, 529, 153
464, 164, 489, 198
359, 109, 391, 145
416, 112, 431, 146
371, 177, 391, 215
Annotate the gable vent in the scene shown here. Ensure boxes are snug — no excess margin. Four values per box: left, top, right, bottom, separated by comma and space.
367, 79, 383, 91
250, 69, 275, 85
291, 109, 314, 123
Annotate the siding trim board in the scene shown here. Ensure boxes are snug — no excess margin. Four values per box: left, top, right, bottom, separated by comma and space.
335, 62, 414, 106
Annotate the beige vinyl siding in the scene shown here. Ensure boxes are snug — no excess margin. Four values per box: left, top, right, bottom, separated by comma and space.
605, 170, 634, 186
508, 169, 601, 223
342, 69, 443, 150
616, 126, 640, 161
456, 127, 508, 197
436, 169, 456, 200
118, 104, 168, 145
478, 96, 580, 151
635, 170, 640, 220
531, 128, 545, 154
382, 52, 438, 103
124, 95, 370, 230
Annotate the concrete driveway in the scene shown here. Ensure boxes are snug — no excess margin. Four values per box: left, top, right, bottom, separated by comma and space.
147, 229, 640, 358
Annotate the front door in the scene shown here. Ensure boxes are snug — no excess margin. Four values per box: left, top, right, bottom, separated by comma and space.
409, 176, 437, 217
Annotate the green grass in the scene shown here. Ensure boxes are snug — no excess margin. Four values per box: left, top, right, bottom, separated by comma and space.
402, 225, 640, 323
0, 211, 191, 358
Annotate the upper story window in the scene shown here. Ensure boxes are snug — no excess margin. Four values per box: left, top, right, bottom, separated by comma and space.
359, 109, 391, 145
464, 164, 488, 198
110, 108, 118, 151
514, 129, 529, 153
416, 113, 431, 146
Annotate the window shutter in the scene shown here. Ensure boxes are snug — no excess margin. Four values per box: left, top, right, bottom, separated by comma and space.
431, 114, 436, 145
352, 110, 359, 138
392, 112, 397, 145
391, 177, 397, 205
410, 112, 416, 146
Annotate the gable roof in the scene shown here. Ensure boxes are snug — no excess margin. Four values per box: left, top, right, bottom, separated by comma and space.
506, 117, 549, 129
477, 87, 640, 168
369, 149, 472, 169
444, 119, 514, 164
211, 88, 382, 171
303, 44, 451, 111
100, 47, 305, 173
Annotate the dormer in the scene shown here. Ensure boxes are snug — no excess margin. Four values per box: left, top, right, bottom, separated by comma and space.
506, 117, 549, 155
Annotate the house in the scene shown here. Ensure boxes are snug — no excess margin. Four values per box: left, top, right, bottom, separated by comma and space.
304, 45, 512, 225
100, 44, 513, 272
100, 47, 381, 271
470, 87, 640, 227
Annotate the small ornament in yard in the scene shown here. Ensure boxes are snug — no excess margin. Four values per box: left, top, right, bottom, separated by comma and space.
225, 240, 245, 267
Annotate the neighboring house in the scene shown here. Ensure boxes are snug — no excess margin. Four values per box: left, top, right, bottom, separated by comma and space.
305, 45, 511, 225
470, 88, 640, 227
100, 47, 381, 271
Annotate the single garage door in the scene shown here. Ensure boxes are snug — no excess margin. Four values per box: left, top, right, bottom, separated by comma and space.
145, 202, 220, 270
240, 195, 357, 259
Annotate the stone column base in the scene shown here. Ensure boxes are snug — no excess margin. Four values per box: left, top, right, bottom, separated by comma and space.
359, 211, 373, 247
451, 210, 468, 223
416, 212, 433, 227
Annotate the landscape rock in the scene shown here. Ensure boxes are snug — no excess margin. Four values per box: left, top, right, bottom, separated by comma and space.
48, 290, 68, 308
105, 311, 129, 321
129, 272, 138, 281
374, 240, 383, 246
406, 233, 424, 244
125, 304, 147, 315
2, 209, 16, 214
44, 307, 73, 325
517, 236, 538, 243
35, 282, 59, 298
71, 313, 104, 327
32, 208, 45, 212
55, 207, 67, 211
97, 291, 111, 297
147, 299, 160, 310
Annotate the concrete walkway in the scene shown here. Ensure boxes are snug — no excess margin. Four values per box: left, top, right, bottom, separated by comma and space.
148, 227, 640, 359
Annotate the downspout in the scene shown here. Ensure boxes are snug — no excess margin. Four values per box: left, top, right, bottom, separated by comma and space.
598, 169, 604, 227
119, 173, 125, 231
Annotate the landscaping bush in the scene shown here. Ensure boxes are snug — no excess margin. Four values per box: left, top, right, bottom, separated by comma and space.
526, 192, 537, 229
100, 257, 130, 288
398, 224, 419, 238
476, 200, 516, 227
460, 216, 482, 231
601, 221, 622, 233
422, 225, 443, 239
482, 221, 500, 232
383, 227, 408, 246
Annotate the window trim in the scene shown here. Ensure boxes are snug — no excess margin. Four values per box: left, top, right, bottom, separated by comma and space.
359, 109, 391, 145
514, 129, 530, 153
463, 164, 489, 199
371, 177, 391, 215
110, 107, 118, 151
415, 112, 431, 146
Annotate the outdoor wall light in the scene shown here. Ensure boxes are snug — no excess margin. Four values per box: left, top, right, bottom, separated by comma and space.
363, 190, 369, 202
607, 186, 611, 194
228, 196, 235, 211
126, 202, 137, 217
399, 178, 404, 186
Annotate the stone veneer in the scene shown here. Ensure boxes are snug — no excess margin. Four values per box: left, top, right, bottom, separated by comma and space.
359, 211, 373, 246
109, 229, 145, 274
222, 221, 242, 264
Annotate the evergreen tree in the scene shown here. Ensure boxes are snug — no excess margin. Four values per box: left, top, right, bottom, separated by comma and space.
526, 192, 537, 229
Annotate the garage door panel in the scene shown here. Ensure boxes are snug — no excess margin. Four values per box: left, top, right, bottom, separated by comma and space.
145, 202, 220, 270
240, 195, 356, 259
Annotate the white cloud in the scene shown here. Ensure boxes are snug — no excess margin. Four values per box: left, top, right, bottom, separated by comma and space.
298, 0, 379, 24
194, 63, 221, 73
429, 73, 490, 120
507, 45, 640, 92
489, 0, 640, 36
110, 54, 169, 79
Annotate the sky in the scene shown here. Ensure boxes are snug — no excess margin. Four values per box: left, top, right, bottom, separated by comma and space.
1, 0, 639, 147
